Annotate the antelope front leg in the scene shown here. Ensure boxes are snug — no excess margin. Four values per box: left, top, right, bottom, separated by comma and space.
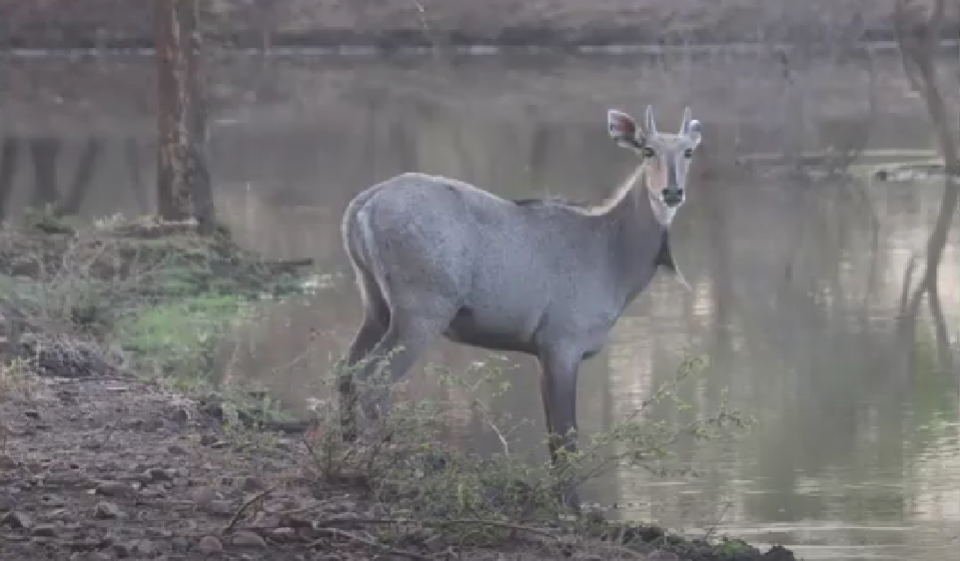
538, 345, 583, 511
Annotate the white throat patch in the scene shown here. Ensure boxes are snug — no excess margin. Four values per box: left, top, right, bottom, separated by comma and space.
647, 193, 690, 291
648, 192, 678, 227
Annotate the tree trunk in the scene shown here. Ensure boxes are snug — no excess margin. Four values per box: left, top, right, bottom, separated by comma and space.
156, 0, 215, 232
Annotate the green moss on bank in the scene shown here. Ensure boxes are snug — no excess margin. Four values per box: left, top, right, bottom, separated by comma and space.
0, 213, 316, 386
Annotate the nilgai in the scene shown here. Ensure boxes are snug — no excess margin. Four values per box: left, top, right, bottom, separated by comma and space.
337, 105, 702, 507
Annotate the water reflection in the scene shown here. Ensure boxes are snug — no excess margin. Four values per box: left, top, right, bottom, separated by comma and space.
1, 52, 958, 560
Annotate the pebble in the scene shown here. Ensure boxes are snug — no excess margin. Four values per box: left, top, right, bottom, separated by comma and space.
112, 543, 132, 558
146, 528, 173, 539
31, 524, 58, 537
40, 494, 66, 507
143, 467, 175, 483
231, 530, 267, 549
94, 500, 123, 520
171, 406, 191, 423
204, 499, 235, 517
131, 540, 157, 557
1, 510, 33, 529
197, 535, 224, 554
269, 527, 296, 542
191, 486, 220, 506
95, 481, 135, 498
140, 487, 166, 499
241, 476, 265, 492
171, 536, 190, 552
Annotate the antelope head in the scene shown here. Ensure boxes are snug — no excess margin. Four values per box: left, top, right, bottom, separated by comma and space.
606, 105, 702, 224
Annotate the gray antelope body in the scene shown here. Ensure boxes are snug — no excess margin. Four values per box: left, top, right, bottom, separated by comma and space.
338, 105, 702, 507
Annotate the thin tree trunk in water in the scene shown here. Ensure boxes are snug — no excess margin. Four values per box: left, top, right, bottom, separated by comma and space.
156, 0, 215, 232
0, 137, 19, 222
124, 137, 149, 213
29, 138, 61, 208
894, 0, 959, 365
56, 136, 103, 217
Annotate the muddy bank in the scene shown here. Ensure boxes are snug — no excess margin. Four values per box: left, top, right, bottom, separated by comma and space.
0, 214, 315, 378
0, 221, 800, 560
0, 375, 797, 561
1, 0, 957, 51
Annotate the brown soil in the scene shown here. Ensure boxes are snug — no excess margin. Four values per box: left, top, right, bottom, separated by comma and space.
1, 376, 319, 561
0, 374, 796, 561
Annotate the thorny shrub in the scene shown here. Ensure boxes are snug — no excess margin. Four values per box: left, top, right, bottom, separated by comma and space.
302, 351, 755, 534
0, 358, 40, 455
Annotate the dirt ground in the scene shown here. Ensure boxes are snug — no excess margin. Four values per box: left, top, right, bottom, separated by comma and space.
0, 373, 796, 561
1, 375, 319, 561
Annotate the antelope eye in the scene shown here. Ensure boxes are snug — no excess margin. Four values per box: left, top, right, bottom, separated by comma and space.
684, 148, 694, 158
642, 147, 656, 159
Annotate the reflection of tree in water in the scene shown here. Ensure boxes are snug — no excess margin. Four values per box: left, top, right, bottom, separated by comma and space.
0, 135, 106, 222
703, 6, 960, 522
738, 202, 956, 524
628, 166, 959, 530
28, 138, 62, 208
894, 0, 960, 370
0, 137, 18, 221
57, 137, 104, 216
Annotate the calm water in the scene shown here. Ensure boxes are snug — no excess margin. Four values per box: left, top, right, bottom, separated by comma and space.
1, 51, 958, 560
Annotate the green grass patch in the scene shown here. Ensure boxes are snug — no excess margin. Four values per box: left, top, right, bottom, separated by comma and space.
1, 213, 316, 391
113, 293, 252, 383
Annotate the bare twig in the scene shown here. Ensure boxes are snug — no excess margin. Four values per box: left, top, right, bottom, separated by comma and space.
45, 374, 146, 384
312, 516, 561, 541
309, 527, 431, 560
702, 500, 734, 543
223, 485, 278, 534
470, 398, 511, 455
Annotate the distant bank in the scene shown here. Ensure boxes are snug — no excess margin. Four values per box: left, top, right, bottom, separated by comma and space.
1, 0, 957, 52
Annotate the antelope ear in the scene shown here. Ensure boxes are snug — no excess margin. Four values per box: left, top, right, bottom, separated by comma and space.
607, 109, 642, 149
644, 105, 658, 135
680, 107, 702, 147
687, 120, 702, 147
